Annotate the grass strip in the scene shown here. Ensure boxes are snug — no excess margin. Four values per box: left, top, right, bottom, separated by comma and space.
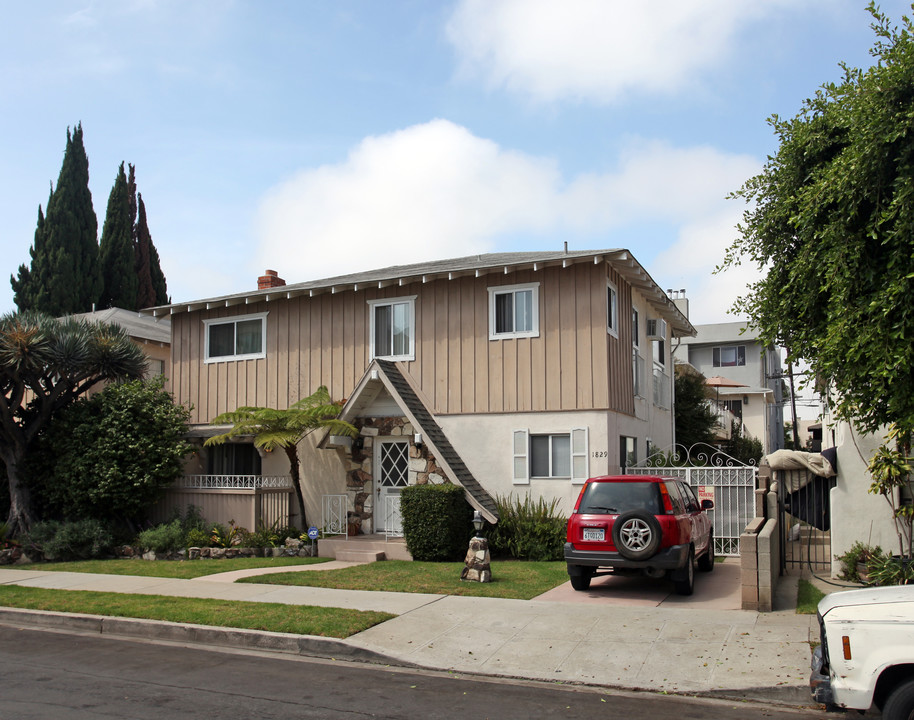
0, 585, 393, 638
30, 556, 330, 579
239, 559, 569, 599
796, 578, 826, 614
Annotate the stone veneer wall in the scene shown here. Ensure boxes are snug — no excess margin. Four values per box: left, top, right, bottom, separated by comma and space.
345, 416, 448, 533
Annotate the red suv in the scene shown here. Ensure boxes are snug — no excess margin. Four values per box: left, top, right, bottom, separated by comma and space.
564, 475, 715, 595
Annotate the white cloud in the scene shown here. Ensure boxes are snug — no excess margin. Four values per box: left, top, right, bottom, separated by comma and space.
446, 0, 783, 104
255, 120, 759, 301
256, 119, 563, 280
651, 208, 763, 325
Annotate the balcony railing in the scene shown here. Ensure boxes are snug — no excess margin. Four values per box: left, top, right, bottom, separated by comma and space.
178, 475, 292, 489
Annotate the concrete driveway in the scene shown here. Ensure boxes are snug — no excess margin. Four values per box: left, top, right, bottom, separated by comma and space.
533, 558, 743, 610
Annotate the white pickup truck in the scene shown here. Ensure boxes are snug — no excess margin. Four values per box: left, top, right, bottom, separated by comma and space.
811, 585, 914, 718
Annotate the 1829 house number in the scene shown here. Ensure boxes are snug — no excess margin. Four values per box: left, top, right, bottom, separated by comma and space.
592, 451, 608, 458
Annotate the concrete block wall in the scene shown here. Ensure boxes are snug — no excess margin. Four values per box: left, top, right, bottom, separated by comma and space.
739, 482, 781, 612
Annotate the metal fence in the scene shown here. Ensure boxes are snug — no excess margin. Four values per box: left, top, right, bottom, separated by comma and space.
775, 469, 834, 573
627, 444, 757, 557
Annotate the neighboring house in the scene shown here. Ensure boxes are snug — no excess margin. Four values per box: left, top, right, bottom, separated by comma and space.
673, 320, 784, 455
67, 307, 171, 388
143, 250, 693, 532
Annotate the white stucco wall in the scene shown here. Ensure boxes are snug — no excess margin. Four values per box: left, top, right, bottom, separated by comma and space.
828, 420, 904, 577
440, 408, 674, 517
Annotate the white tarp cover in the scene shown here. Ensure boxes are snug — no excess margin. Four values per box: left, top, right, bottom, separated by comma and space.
765, 449, 836, 493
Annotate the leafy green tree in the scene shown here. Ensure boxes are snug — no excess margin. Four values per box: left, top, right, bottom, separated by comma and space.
205, 386, 357, 528
724, 423, 764, 465
674, 365, 718, 451
721, 5, 914, 437
25, 377, 192, 528
0, 311, 147, 536
99, 163, 140, 310
10, 124, 101, 315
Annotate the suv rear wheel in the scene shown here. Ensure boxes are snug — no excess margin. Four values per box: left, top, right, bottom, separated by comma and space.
611, 509, 662, 561
673, 548, 695, 596
697, 533, 715, 572
569, 572, 592, 591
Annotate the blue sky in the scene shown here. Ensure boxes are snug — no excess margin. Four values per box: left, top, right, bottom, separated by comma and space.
1, 0, 910, 324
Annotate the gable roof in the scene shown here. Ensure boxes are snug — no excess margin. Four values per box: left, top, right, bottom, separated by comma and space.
330, 359, 499, 522
143, 249, 694, 337
67, 307, 171, 345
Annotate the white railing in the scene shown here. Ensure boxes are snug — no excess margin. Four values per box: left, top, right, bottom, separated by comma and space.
322, 494, 348, 537
385, 495, 404, 539
179, 475, 292, 489
652, 367, 670, 408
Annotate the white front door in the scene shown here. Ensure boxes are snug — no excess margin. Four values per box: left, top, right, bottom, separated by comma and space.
376, 439, 409, 535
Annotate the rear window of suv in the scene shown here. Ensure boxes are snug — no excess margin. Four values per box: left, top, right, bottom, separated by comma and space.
578, 481, 662, 515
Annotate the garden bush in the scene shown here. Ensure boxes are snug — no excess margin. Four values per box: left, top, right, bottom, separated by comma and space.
23, 519, 114, 561
400, 483, 473, 561
136, 519, 186, 553
487, 495, 566, 561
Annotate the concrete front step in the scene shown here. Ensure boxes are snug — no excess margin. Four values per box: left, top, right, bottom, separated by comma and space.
319, 534, 413, 562
335, 549, 387, 563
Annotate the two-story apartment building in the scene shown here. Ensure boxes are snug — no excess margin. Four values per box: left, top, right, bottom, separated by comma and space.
144, 250, 693, 532
673, 321, 784, 455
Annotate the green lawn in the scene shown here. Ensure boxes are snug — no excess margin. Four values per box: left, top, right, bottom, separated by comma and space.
31, 556, 330, 579
796, 578, 826, 614
0, 584, 392, 638
238, 559, 569, 599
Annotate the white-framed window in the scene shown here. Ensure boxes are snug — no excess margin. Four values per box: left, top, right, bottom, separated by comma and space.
368, 296, 416, 361
632, 308, 640, 348
204, 312, 267, 363
607, 281, 619, 337
489, 283, 539, 339
713, 345, 746, 367
512, 428, 588, 484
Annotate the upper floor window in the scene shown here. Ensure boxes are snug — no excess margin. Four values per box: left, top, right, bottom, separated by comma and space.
632, 308, 640, 348
607, 282, 619, 337
713, 345, 746, 367
369, 296, 416, 361
489, 283, 539, 339
204, 313, 267, 363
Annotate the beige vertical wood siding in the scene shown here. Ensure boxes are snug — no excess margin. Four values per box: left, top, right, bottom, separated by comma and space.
172, 262, 636, 424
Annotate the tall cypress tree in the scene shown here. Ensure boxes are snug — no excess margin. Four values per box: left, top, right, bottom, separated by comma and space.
10, 198, 49, 312
138, 193, 169, 306
98, 163, 138, 310
134, 192, 156, 309
12, 125, 100, 315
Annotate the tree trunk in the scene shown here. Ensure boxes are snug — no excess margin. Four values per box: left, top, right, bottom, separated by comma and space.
4, 453, 33, 538
284, 445, 307, 529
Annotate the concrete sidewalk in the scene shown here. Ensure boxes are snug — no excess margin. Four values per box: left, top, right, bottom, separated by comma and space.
0, 563, 819, 707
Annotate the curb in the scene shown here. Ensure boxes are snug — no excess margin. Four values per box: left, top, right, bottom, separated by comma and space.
0, 607, 413, 667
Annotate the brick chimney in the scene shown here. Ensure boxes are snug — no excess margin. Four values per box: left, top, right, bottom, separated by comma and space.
258, 269, 286, 290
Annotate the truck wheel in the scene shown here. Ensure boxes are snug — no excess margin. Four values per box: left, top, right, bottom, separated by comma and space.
673, 548, 695, 596
612, 510, 661, 560
883, 679, 914, 720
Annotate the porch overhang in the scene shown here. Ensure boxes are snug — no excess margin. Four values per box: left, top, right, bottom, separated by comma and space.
322, 359, 499, 523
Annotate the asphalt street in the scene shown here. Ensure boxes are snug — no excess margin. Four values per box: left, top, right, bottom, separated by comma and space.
0, 626, 825, 720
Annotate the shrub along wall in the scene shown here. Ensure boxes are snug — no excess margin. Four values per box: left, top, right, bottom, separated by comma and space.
400, 483, 473, 561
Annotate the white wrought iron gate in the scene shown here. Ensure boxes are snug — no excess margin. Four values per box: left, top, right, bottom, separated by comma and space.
627, 445, 757, 556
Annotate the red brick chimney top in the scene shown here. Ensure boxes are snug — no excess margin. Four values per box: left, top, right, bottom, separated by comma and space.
258, 269, 286, 290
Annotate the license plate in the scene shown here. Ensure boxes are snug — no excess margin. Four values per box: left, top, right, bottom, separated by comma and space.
583, 528, 605, 542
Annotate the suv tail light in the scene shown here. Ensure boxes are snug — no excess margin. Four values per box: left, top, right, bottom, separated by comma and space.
658, 482, 674, 514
